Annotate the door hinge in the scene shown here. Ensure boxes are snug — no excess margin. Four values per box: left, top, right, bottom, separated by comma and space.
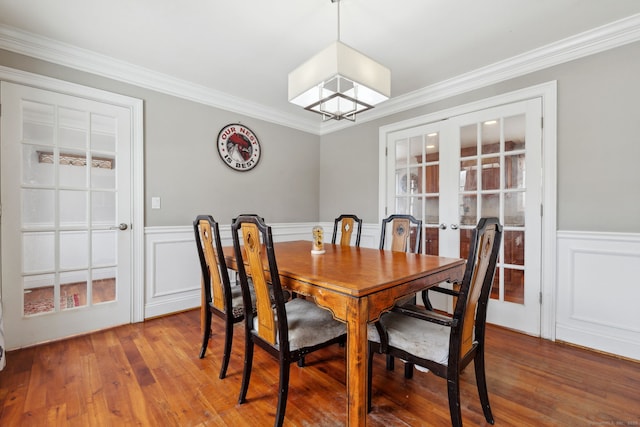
385, 147, 388, 157
539, 292, 543, 304
541, 117, 543, 129
540, 204, 543, 217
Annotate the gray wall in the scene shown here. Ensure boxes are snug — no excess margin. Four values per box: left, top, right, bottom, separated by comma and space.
0, 49, 321, 226
319, 41, 640, 233
3, 39, 640, 233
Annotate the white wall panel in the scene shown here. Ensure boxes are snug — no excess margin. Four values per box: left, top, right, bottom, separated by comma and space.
557, 231, 640, 361
144, 223, 322, 319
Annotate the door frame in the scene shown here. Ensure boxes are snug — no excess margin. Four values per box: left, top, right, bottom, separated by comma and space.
0, 65, 145, 324
378, 81, 557, 340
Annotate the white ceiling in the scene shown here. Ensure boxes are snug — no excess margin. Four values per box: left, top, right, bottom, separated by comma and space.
2, 0, 640, 133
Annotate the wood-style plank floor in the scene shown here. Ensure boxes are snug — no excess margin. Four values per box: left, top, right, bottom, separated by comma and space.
1, 309, 638, 426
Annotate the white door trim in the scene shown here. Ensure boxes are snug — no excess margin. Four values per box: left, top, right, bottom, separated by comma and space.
378, 81, 557, 340
0, 65, 145, 323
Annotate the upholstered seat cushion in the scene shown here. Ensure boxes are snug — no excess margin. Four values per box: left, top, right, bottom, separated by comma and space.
229, 280, 292, 319
253, 298, 346, 351
367, 312, 451, 365
229, 283, 248, 318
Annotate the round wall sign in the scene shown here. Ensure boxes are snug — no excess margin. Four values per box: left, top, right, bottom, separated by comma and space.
217, 124, 261, 171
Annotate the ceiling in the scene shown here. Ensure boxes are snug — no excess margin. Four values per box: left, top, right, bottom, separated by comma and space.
1, 0, 640, 133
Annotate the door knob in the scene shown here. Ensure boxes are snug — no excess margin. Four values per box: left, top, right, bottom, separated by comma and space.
439, 223, 447, 230
450, 224, 459, 230
110, 223, 128, 230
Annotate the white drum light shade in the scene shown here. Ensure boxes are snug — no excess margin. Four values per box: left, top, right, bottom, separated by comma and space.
288, 41, 390, 121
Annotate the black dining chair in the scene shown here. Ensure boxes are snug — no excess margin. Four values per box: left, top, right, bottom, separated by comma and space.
331, 214, 363, 247
368, 217, 503, 427
193, 214, 253, 379
379, 213, 424, 369
232, 214, 347, 427
379, 214, 422, 253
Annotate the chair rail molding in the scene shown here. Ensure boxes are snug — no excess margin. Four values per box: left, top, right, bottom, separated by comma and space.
556, 230, 640, 361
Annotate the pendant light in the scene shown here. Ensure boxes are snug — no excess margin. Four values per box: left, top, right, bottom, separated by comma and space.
287, 0, 391, 121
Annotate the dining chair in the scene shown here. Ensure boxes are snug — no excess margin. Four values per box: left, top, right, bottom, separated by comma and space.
380, 213, 444, 310
379, 213, 424, 370
231, 214, 347, 427
331, 214, 363, 246
232, 214, 295, 305
379, 214, 422, 253
230, 214, 264, 287
367, 217, 503, 427
193, 214, 253, 379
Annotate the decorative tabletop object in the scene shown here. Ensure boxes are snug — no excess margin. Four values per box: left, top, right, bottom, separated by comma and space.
311, 226, 325, 254
217, 123, 261, 171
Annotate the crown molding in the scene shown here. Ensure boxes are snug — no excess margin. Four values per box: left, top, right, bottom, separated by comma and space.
2, 13, 640, 136
0, 24, 323, 135
320, 13, 640, 134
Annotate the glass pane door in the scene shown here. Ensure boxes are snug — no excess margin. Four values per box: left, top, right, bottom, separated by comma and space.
452, 99, 542, 334
386, 98, 542, 335
458, 114, 527, 304
388, 123, 444, 255
2, 81, 132, 348
21, 103, 119, 316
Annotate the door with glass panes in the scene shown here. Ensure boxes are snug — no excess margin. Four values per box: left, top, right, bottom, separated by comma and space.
386, 99, 542, 335
1, 81, 132, 349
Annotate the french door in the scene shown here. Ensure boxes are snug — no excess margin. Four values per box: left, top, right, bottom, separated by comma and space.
1, 81, 133, 348
386, 98, 542, 335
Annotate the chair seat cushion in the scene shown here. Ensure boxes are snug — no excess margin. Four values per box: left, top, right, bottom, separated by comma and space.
229, 284, 247, 318
253, 298, 346, 351
367, 312, 450, 365
230, 280, 292, 319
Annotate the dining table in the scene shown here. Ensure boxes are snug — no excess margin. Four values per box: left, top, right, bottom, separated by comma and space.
221, 240, 466, 427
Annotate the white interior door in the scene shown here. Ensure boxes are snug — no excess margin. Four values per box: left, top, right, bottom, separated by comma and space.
386, 98, 542, 335
1, 81, 132, 349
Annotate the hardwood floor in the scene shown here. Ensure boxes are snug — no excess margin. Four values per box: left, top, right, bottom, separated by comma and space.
0, 308, 638, 426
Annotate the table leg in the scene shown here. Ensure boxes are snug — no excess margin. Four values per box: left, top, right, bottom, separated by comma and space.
346, 297, 368, 427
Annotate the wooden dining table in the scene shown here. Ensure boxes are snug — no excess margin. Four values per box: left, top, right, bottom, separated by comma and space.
221, 240, 465, 427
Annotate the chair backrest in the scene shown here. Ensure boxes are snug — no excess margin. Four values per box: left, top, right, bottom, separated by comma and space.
231, 214, 288, 349
331, 214, 363, 247
193, 215, 233, 313
454, 217, 503, 358
232, 213, 265, 223
379, 214, 423, 253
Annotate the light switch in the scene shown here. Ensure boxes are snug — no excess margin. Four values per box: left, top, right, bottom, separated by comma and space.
151, 197, 161, 209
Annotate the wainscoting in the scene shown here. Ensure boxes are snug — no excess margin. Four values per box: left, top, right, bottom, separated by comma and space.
144, 224, 640, 360
143, 222, 380, 319
556, 231, 640, 360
